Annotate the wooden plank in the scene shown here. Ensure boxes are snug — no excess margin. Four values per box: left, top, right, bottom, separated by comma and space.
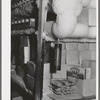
35, 0, 47, 100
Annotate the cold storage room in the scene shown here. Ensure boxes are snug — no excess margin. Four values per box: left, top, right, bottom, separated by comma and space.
11, 0, 97, 100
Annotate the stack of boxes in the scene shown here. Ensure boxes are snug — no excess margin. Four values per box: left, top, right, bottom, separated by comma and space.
77, 8, 96, 26
66, 60, 96, 97
82, 60, 96, 79
60, 43, 96, 65
51, 42, 96, 96
51, 42, 96, 79
76, 60, 96, 97
60, 59, 96, 97
61, 43, 79, 65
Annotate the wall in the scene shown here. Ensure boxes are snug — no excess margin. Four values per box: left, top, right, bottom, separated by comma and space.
61, 42, 96, 65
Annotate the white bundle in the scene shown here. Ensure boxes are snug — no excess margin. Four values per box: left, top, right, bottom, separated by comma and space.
88, 27, 96, 38
52, 0, 82, 16
44, 22, 96, 39
82, 0, 91, 8
53, 13, 77, 38
51, 0, 84, 39
53, 23, 89, 38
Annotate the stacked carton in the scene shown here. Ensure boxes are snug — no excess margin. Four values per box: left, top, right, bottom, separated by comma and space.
66, 66, 91, 82
66, 59, 96, 96
76, 60, 96, 96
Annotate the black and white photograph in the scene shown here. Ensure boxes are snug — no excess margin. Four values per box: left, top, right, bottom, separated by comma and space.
1, 0, 98, 100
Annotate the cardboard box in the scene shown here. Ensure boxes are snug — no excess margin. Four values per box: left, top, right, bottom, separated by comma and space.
77, 8, 96, 26
66, 43, 78, 50
89, 44, 96, 50
53, 65, 76, 79
66, 51, 79, 65
82, 60, 90, 68
79, 51, 91, 63
77, 8, 89, 25
78, 43, 89, 51
66, 67, 91, 83
82, 60, 96, 79
76, 79, 96, 97
91, 51, 96, 60
85, 68, 91, 79
61, 50, 66, 64
82, 60, 96, 68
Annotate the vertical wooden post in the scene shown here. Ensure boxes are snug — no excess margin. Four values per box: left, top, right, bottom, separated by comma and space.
35, 0, 47, 100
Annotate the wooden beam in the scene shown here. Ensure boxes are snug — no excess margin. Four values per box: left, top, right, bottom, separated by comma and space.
35, 0, 47, 100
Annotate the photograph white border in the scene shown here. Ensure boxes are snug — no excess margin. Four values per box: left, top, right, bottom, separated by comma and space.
2, 0, 11, 100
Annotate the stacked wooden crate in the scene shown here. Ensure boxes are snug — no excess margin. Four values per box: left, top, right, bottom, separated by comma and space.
60, 43, 96, 64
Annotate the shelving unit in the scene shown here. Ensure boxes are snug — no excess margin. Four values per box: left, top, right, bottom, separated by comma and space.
11, 0, 38, 100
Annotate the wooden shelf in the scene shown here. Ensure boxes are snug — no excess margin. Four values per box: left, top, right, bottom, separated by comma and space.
46, 38, 96, 44
11, 28, 35, 36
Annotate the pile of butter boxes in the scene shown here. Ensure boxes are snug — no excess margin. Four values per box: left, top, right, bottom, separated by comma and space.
67, 60, 96, 97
